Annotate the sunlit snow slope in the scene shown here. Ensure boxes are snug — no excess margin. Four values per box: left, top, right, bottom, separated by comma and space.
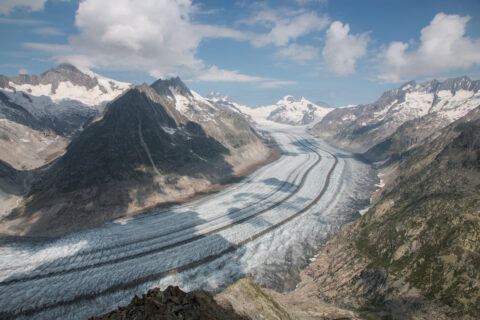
0, 124, 376, 320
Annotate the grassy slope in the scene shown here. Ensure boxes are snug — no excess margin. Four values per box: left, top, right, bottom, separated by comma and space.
354, 107, 480, 316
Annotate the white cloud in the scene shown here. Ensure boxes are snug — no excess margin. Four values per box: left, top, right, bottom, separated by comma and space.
33, 27, 64, 36
277, 43, 318, 64
241, 8, 329, 47
29, 0, 259, 82
23, 0, 304, 86
0, 0, 46, 14
18, 68, 28, 75
195, 66, 265, 82
378, 13, 480, 82
322, 21, 369, 75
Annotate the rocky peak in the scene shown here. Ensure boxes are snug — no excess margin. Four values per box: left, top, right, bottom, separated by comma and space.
438, 76, 480, 94
103, 83, 184, 127
41, 63, 99, 91
3, 63, 101, 94
400, 76, 480, 95
399, 80, 416, 91
151, 76, 192, 98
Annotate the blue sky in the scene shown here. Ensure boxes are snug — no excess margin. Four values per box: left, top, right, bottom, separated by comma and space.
1, 0, 480, 107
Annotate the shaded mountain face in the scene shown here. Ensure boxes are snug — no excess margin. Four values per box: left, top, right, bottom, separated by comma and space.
0, 79, 270, 237
292, 106, 480, 319
207, 93, 332, 126
311, 76, 480, 152
41, 84, 233, 194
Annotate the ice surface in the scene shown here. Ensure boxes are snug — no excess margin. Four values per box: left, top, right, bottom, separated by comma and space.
0, 124, 377, 319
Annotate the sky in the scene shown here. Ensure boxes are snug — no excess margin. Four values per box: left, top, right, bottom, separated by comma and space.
1, 0, 480, 107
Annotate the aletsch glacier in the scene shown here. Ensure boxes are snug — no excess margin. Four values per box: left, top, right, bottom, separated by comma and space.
0, 124, 377, 319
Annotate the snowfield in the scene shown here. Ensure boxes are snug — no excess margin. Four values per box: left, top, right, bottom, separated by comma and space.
0, 124, 376, 319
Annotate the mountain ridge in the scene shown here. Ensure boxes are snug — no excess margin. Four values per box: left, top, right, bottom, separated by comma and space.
0, 77, 273, 237
207, 93, 332, 126
311, 76, 480, 152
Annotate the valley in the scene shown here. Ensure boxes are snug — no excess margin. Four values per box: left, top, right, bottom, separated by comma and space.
1, 2, 480, 318
0, 124, 376, 320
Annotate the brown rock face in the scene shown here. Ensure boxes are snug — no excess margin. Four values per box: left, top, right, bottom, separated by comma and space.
92, 285, 246, 320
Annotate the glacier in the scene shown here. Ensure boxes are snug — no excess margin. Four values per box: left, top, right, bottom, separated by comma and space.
0, 124, 377, 319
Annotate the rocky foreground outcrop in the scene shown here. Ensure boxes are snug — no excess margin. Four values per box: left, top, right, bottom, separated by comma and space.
93, 279, 360, 320
92, 285, 246, 320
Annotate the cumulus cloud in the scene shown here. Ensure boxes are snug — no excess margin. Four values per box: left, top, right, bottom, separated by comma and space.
0, 0, 46, 14
30, 0, 264, 83
65, 0, 203, 76
195, 66, 265, 82
277, 43, 318, 64
241, 8, 329, 47
322, 21, 369, 75
23, 0, 304, 86
378, 13, 480, 82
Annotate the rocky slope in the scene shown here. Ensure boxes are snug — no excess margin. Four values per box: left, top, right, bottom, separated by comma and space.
0, 64, 131, 172
208, 93, 332, 126
94, 278, 361, 320
311, 76, 480, 152
92, 285, 246, 320
0, 79, 272, 237
291, 106, 480, 319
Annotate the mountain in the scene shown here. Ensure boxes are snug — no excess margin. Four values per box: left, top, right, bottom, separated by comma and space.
290, 106, 480, 318
206, 92, 248, 115
311, 76, 480, 152
0, 63, 131, 136
0, 79, 272, 237
0, 64, 131, 171
207, 93, 332, 126
265, 95, 332, 125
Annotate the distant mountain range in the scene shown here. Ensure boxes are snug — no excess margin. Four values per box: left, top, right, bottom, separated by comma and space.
0, 66, 272, 237
311, 76, 480, 153
0, 63, 131, 136
207, 93, 332, 126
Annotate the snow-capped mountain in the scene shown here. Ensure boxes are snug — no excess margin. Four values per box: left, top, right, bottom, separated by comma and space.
0, 63, 131, 136
266, 95, 332, 125
206, 92, 247, 114
207, 93, 332, 126
1, 77, 271, 236
312, 76, 480, 152
151, 77, 218, 123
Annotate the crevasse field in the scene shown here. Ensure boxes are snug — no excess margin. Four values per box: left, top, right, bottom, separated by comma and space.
0, 124, 377, 319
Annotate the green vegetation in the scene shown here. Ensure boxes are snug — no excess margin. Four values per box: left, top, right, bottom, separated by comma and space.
354, 108, 480, 316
